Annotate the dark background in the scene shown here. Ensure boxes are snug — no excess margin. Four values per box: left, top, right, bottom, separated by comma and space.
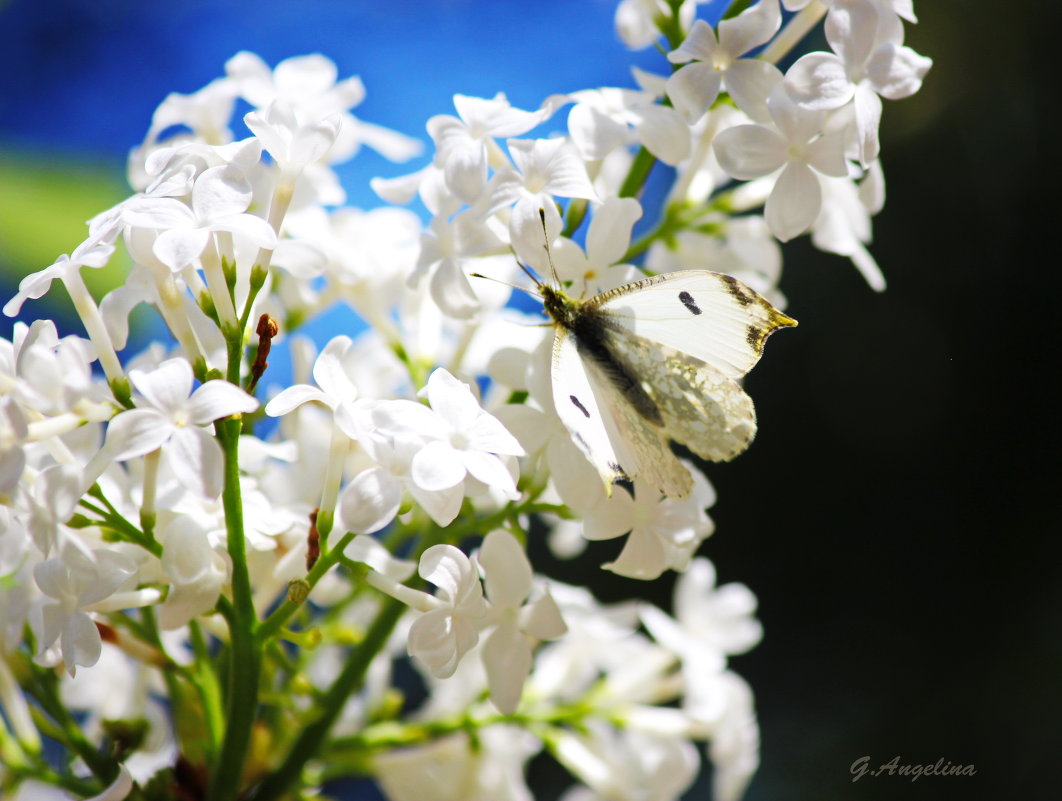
2, 1, 1057, 800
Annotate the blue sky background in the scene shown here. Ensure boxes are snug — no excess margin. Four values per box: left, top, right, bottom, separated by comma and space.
0, 0, 711, 208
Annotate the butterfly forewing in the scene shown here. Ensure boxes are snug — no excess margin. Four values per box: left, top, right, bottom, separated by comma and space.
588, 270, 796, 378
551, 329, 630, 493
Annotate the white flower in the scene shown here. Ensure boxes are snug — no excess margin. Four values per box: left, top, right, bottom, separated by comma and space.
567, 87, 690, 166
145, 76, 237, 149
265, 334, 372, 440
697, 672, 760, 801
30, 541, 137, 676
486, 138, 598, 275
615, 0, 697, 50
411, 210, 504, 319
104, 358, 259, 498
226, 51, 421, 164
714, 82, 848, 241
666, 1, 783, 124
245, 101, 343, 177
494, 401, 605, 515
342, 415, 459, 529
428, 93, 549, 203
553, 722, 699, 801
23, 464, 83, 557
374, 726, 539, 801
406, 544, 487, 678
5, 321, 101, 418
641, 557, 762, 670
122, 163, 277, 271
413, 369, 524, 500
2, 238, 114, 318
478, 531, 566, 714
156, 516, 228, 629
227, 51, 365, 117
783, 0, 931, 164
551, 197, 643, 297
583, 470, 716, 580
810, 166, 886, 290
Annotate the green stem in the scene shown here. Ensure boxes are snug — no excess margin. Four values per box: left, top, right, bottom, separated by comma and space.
248, 597, 407, 801
78, 496, 162, 557
24, 669, 117, 785
257, 530, 357, 642
189, 621, 225, 754
561, 198, 589, 239
206, 416, 261, 801
7, 761, 101, 797
618, 146, 657, 199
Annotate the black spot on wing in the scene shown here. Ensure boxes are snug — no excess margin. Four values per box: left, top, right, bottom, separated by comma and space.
569, 394, 591, 418
678, 290, 702, 315
721, 274, 754, 307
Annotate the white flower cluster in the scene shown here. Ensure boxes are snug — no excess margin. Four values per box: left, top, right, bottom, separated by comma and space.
0, 3, 929, 800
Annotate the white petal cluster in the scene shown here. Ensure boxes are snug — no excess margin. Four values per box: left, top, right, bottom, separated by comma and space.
0, 4, 932, 799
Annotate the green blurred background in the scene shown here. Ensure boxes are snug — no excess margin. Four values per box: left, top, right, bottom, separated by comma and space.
1, 1, 1057, 800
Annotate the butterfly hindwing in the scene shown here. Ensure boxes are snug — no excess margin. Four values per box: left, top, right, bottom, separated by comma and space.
579, 343, 694, 498
601, 327, 757, 462
588, 270, 796, 378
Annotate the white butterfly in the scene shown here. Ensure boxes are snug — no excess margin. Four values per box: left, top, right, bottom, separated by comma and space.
539, 268, 796, 498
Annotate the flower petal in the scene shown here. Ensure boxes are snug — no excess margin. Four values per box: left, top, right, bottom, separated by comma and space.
106, 409, 172, 461
479, 531, 531, 609
783, 52, 853, 111
665, 62, 722, 124
724, 59, 783, 124
765, 162, 821, 242
713, 124, 787, 180
411, 441, 467, 492
345, 532, 416, 580
187, 379, 259, 425
169, 426, 225, 498
339, 468, 403, 535
482, 621, 531, 714
635, 104, 691, 165
129, 358, 193, 415
586, 197, 642, 268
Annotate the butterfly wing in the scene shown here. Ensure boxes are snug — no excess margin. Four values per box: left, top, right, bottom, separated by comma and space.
551, 328, 630, 493
551, 328, 693, 497
603, 329, 758, 463
588, 270, 796, 378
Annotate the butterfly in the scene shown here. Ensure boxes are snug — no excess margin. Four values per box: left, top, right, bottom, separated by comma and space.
537, 263, 796, 499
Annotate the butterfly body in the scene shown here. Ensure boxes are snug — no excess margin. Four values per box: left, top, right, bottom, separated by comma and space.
541, 271, 796, 498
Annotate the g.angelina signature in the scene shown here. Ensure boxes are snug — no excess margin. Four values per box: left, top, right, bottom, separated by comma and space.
851, 755, 977, 782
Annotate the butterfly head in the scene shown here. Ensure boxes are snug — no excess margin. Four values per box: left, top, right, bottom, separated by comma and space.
540, 282, 582, 330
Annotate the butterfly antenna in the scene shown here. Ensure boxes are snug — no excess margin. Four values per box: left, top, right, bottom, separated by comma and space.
512, 257, 545, 290
469, 272, 543, 299
539, 207, 562, 287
